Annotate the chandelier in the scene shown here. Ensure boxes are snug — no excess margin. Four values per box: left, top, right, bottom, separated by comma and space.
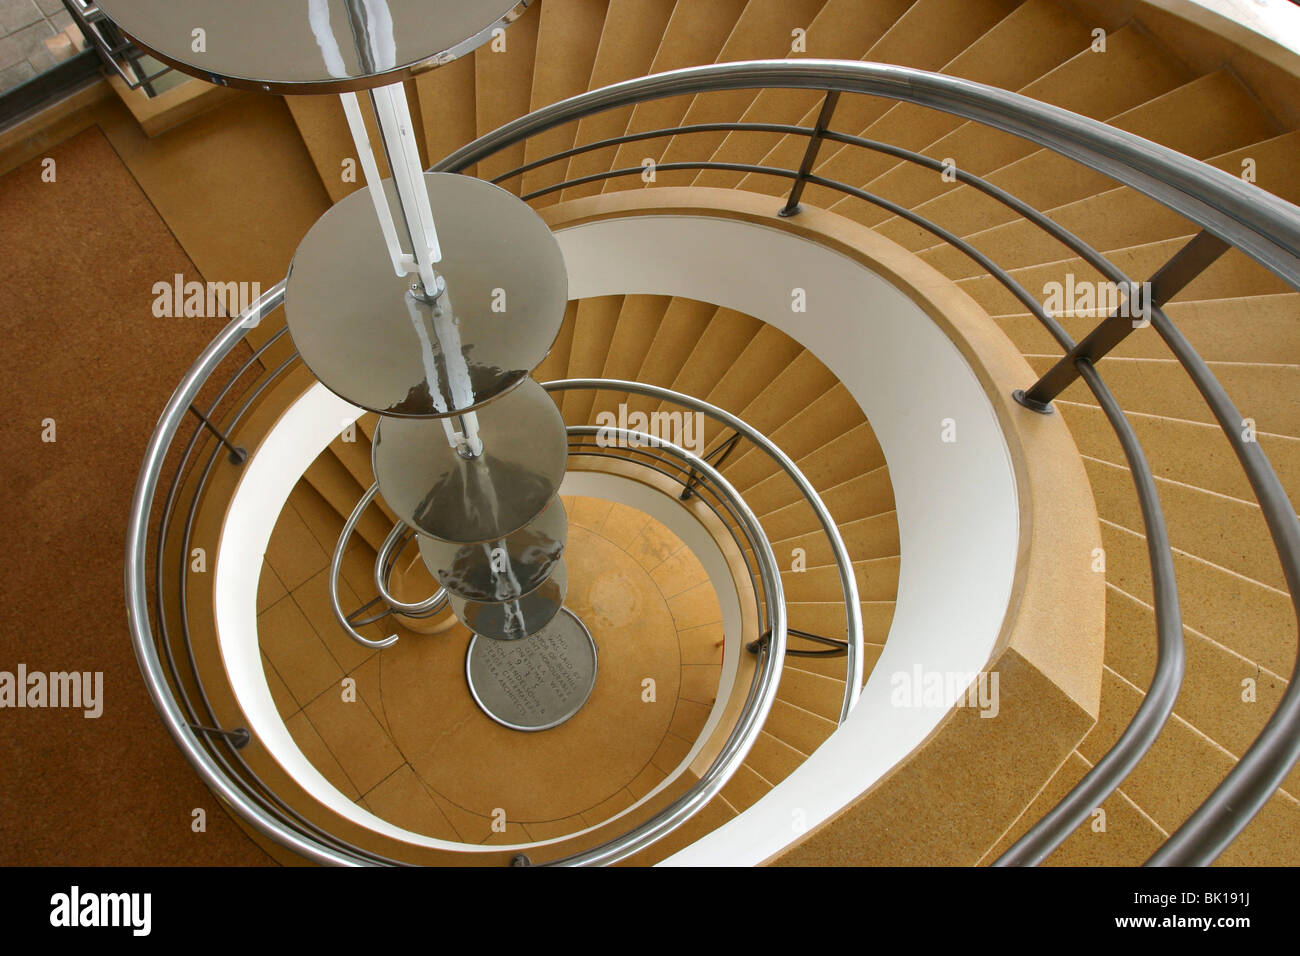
98, 0, 594, 731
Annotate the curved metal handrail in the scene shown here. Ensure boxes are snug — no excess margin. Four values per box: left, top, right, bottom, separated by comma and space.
150, 321, 395, 864
1144, 308, 1300, 865
470, 156, 1191, 867
562, 434, 767, 628
326, 481, 449, 650
372, 521, 447, 617
432, 60, 1300, 866
329, 482, 399, 649
432, 59, 1300, 282
321, 415, 792, 867
540, 420, 785, 866
126, 283, 379, 866
124, 59, 1300, 867
442, 109, 1187, 867
548, 378, 864, 718
126, 289, 807, 863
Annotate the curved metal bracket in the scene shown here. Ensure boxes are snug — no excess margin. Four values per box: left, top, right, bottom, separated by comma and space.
330, 481, 450, 649
330, 482, 399, 649
374, 520, 448, 617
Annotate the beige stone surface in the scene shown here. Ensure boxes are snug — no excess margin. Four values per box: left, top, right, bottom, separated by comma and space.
254, 487, 756, 847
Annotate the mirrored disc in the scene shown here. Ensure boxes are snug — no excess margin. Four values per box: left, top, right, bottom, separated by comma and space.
466, 609, 597, 731
450, 561, 566, 642
285, 172, 567, 418
372, 377, 567, 543
96, 0, 531, 94
418, 495, 566, 602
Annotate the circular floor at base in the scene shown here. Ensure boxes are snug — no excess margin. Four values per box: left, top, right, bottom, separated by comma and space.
465, 608, 598, 732
370, 496, 725, 831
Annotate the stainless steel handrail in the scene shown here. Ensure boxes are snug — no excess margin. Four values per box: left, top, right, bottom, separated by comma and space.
126, 283, 375, 866
126, 58, 1300, 867
127, 290, 815, 863
432, 59, 1300, 283
484, 161, 1187, 866
323, 409, 794, 864
330, 382, 850, 863
542, 421, 785, 866
372, 521, 447, 617
993, 359, 1185, 865
433, 60, 1300, 866
443, 129, 1189, 868
329, 482, 399, 650
548, 378, 864, 718
1143, 309, 1300, 865
326, 481, 449, 650
563, 434, 767, 628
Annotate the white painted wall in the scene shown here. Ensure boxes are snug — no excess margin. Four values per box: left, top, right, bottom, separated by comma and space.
553, 216, 1019, 866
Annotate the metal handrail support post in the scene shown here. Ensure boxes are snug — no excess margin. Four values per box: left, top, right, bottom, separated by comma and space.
188, 723, 251, 749
748, 627, 848, 657
778, 89, 840, 218
1018, 230, 1231, 410
185, 403, 247, 464
681, 430, 743, 500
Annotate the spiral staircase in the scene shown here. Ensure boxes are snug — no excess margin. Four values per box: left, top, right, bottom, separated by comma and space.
8, 0, 1296, 866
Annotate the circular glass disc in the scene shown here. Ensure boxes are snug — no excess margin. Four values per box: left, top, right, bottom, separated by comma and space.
285, 172, 567, 418
418, 495, 566, 602
449, 559, 566, 642
466, 608, 597, 731
372, 377, 567, 543
96, 0, 532, 93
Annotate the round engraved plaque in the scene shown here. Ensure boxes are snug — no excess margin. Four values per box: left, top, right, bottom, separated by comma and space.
465, 608, 597, 732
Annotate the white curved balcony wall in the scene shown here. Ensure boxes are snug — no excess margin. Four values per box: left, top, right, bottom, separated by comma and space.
211, 213, 1019, 864
211, 387, 745, 852
554, 216, 1019, 866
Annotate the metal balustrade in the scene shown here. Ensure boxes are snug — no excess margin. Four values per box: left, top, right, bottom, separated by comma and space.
126, 59, 1300, 867
125, 284, 856, 865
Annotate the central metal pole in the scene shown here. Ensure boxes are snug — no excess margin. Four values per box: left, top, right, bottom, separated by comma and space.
346, 75, 481, 455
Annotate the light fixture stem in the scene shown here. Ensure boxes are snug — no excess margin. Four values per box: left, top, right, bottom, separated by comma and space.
369, 81, 442, 294
339, 90, 407, 278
